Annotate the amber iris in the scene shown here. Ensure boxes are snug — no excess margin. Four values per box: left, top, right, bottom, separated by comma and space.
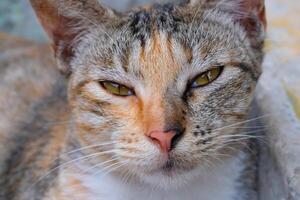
101, 81, 134, 97
191, 67, 223, 88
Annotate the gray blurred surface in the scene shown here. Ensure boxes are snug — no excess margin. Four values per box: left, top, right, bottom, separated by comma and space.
0, 0, 146, 41
0, 0, 178, 41
0, 0, 46, 41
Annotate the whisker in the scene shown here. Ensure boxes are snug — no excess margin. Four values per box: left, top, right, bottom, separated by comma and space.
220, 139, 258, 156
26, 149, 115, 192
82, 156, 120, 174
224, 125, 270, 129
216, 133, 265, 139
48, 140, 117, 166
119, 167, 135, 185
93, 160, 129, 177
216, 137, 257, 143
212, 113, 276, 132
199, 128, 266, 144
62, 141, 117, 156
216, 136, 266, 153
100, 162, 129, 177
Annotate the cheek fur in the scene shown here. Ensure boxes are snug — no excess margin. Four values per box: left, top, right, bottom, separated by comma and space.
182, 74, 255, 139
73, 83, 163, 160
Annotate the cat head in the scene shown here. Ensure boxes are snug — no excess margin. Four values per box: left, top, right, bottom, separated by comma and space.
31, 0, 266, 189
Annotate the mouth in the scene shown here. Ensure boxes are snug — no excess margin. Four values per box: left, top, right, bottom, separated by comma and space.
131, 150, 195, 179
143, 154, 177, 175
154, 155, 190, 177
136, 153, 200, 189
161, 159, 180, 177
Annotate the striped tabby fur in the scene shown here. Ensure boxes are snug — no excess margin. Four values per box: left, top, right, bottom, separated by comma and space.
0, 0, 266, 199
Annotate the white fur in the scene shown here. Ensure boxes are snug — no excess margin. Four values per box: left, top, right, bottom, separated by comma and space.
61, 151, 246, 200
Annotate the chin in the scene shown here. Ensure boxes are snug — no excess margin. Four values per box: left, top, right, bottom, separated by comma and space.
137, 159, 202, 190
140, 168, 202, 190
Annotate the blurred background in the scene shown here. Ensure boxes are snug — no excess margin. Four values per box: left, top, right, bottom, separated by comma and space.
0, 0, 179, 41
0, 0, 45, 41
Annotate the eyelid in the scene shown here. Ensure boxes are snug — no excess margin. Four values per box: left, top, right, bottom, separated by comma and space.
189, 66, 224, 88
196, 65, 223, 77
100, 80, 133, 90
100, 81, 135, 97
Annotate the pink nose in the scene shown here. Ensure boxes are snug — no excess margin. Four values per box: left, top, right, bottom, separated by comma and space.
148, 130, 176, 153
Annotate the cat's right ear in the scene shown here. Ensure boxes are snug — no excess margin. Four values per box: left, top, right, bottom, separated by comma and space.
183, 0, 266, 48
30, 0, 118, 75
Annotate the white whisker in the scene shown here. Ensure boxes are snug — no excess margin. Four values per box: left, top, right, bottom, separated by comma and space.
62, 142, 117, 156
213, 113, 276, 132
93, 160, 129, 177
26, 149, 115, 192
82, 157, 119, 174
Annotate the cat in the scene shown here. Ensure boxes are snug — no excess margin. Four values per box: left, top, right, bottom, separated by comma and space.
0, 0, 266, 199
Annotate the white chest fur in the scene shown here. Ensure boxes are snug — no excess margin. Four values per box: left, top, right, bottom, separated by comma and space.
59, 152, 246, 200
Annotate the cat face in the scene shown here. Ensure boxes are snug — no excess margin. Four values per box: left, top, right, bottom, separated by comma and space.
31, 0, 266, 189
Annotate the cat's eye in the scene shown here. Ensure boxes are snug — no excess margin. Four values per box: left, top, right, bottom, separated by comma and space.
191, 67, 223, 88
100, 81, 134, 97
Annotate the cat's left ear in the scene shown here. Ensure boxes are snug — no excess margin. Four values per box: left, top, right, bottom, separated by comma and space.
30, 0, 119, 75
185, 0, 266, 47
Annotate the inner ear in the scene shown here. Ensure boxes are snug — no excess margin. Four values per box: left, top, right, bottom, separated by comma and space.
30, 0, 119, 75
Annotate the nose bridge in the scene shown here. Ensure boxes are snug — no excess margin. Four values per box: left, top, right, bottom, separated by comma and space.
139, 31, 183, 133
162, 93, 185, 131
143, 92, 165, 131
143, 89, 184, 133
140, 31, 179, 94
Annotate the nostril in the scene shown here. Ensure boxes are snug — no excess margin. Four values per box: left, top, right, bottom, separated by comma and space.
148, 131, 176, 152
150, 137, 161, 146
170, 128, 184, 150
